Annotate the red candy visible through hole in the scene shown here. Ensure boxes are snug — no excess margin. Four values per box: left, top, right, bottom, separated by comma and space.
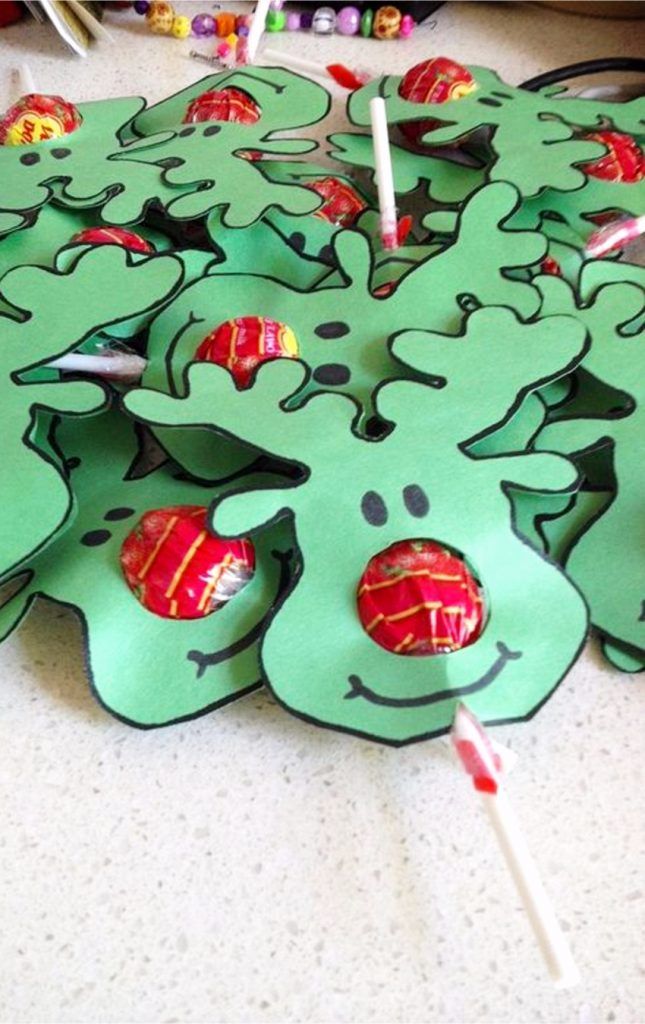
398, 57, 477, 147
304, 176, 367, 227
540, 254, 562, 276
71, 227, 154, 254
357, 539, 485, 655
195, 316, 299, 389
0, 92, 82, 146
580, 131, 644, 184
183, 87, 261, 125
120, 505, 255, 620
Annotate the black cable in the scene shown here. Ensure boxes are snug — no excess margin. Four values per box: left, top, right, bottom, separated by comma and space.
520, 58, 645, 92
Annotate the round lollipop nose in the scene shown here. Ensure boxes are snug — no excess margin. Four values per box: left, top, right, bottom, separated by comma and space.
356, 538, 485, 656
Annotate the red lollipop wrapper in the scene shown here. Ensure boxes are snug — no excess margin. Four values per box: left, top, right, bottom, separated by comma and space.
0, 93, 82, 146
304, 176, 367, 228
120, 505, 255, 620
183, 88, 261, 126
71, 226, 155, 254
398, 57, 477, 147
580, 131, 644, 184
357, 539, 485, 656
195, 316, 299, 389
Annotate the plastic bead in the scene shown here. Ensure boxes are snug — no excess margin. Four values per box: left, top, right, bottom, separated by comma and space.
191, 12, 215, 36
312, 6, 336, 34
133, 0, 149, 12
286, 11, 301, 30
215, 11, 236, 36
0, 93, 82, 146
266, 7, 286, 30
216, 40, 232, 58
399, 13, 414, 37
337, 5, 360, 34
171, 14, 191, 38
360, 8, 373, 37
373, 5, 402, 39
195, 316, 299, 389
357, 540, 485, 656
300, 10, 313, 29
120, 505, 255, 620
146, 1, 174, 34
236, 13, 252, 31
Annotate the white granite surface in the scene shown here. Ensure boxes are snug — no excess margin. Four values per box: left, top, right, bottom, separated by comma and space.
0, 3, 644, 1022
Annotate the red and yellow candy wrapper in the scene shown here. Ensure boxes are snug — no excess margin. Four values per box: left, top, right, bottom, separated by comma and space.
398, 57, 477, 146
120, 505, 255, 620
0, 93, 82, 146
71, 226, 154, 254
580, 131, 644, 184
195, 316, 299, 389
183, 88, 261, 126
357, 539, 484, 655
304, 176, 367, 228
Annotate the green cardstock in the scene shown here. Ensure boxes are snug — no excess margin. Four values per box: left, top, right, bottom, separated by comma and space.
0, 246, 183, 579
0, 409, 295, 727
126, 305, 589, 745
601, 640, 644, 674
330, 130, 486, 207
0, 69, 329, 232
535, 265, 645, 658
141, 182, 546, 450
346, 67, 644, 199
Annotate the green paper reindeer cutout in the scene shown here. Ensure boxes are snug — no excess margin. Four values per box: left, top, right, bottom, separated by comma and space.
346, 67, 644, 198
534, 265, 645, 663
0, 409, 295, 727
126, 305, 589, 744
141, 182, 546, 486
0, 69, 330, 234
0, 245, 183, 580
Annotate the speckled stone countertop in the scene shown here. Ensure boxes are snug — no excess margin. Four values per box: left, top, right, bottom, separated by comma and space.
0, 3, 643, 1022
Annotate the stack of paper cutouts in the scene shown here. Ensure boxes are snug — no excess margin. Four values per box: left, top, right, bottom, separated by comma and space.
0, 61, 642, 744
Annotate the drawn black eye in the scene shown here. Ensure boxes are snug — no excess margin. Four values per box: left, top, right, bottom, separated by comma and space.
104, 507, 135, 522
403, 484, 429, 518
477, 97, 503, 108
289, 232, 305, 252
203, 125, 221, 137
313, 363, 350, 386
20, 153, 39, 166
80, 529, 111, 547
361, 491, 388, 527
51, 148, 71, 160
178, 126, 196, 138
315, 321, 349, 339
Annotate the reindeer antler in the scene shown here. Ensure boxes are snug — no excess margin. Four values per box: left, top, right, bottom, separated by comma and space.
126, 358, 361, 467
388, 306, 587, 443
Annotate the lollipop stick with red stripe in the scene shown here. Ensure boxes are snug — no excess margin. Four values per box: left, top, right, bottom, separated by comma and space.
451, 702, 580, 989
370, 97, 399, 251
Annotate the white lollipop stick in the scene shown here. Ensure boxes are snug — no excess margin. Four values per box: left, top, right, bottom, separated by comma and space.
262, 48, 329, 80
245, 0, 271, 64
451, 703, 580, 989
10, 63, 37, 104
369, 97, 398, 251
48, 352, 146, 383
